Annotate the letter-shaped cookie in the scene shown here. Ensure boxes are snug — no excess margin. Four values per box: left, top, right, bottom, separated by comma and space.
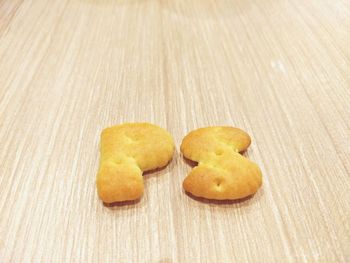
181, 127, 262, 200
97, 123, 175, 203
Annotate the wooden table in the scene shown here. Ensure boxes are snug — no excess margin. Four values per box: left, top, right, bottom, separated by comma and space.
1, 0, 349, 262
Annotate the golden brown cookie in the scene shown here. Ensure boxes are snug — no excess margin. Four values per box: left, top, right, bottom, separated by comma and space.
181, 127, 262, 200
97, 123, 175, 203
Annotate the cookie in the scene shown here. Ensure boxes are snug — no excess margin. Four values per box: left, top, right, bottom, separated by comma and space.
97, 123, 175, 203
180, 127, 262, 200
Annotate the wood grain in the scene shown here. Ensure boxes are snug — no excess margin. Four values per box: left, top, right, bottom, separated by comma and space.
0, 0, 349, 262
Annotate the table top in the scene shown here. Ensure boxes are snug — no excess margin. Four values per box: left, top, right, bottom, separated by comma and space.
1, 0, 349, 262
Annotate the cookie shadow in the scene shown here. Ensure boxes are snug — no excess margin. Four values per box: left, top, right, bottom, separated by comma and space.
103, 198, 141, 207
182, 156, 198, 168
185, 191, 255, 205
143, 164, 170, 179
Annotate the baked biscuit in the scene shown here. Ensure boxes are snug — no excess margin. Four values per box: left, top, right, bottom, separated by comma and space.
97, 123, 175, 203
181, 127, 262, 200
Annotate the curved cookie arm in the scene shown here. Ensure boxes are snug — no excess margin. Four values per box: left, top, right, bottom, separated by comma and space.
180, 127, 251, 162
183, 153, 262, 200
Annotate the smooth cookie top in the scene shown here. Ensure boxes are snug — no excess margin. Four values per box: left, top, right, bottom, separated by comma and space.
101, 123, 175, 171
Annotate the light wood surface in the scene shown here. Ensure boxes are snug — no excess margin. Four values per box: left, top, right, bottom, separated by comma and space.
1, 0, 349, 262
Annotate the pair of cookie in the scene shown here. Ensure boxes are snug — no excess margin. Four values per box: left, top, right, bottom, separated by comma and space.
96, 123, 262, 203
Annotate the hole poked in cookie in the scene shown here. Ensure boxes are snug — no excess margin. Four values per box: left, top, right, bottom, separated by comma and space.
215, 149, 224, 156
124, 131, 141, 143
214, 177, 224, 188
96, 123, 175, 203
180, 126, 262, 201
214, 177, 225, 192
